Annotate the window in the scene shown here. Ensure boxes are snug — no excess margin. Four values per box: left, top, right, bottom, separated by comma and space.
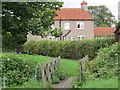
77, 35, 85, 40
64, 22, 69, 29
77, 22, 84, 29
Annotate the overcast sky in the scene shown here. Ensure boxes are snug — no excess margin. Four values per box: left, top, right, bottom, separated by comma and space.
62, 0, 119, 20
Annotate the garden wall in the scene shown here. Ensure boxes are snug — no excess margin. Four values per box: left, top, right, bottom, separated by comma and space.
23, 38, 115, 60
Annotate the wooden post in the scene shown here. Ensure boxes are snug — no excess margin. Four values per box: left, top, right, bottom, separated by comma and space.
41, 56, 61, 84
78, 59, 83, 83
78, 55, 88, 84
42, 62, 46, 87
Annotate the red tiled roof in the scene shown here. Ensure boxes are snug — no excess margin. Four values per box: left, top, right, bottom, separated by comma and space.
55, 8, 94, 20
94, 27, 116, 36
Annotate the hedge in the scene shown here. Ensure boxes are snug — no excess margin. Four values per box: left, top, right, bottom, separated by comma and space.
23, 38, 115, 60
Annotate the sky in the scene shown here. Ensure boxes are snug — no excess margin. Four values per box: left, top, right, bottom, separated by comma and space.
62, 0, 119, 20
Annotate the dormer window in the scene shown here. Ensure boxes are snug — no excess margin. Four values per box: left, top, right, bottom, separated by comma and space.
77, 22, 84, 29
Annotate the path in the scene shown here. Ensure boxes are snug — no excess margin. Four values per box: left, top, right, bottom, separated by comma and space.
52, 77, 77, 88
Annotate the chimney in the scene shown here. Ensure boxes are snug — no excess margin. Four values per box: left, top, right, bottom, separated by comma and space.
81, 0, 88, 11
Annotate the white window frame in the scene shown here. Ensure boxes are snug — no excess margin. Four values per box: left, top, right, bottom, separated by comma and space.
64, 22, 70, 30
77, 22, 84, 29
77, 35, 85, 40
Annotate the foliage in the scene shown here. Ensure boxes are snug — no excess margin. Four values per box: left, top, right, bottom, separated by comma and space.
88, 5, 116, 27
1, 53, 80, 88
23, 38, 115, 60
73, 43, 119, 88
2, 53, 78, 87
116, 21, 120, 28
11, 79, 43, 88
86, 42, 119, 79
2, 2, 63, 51
0, 55, 41, 86
3, 53, 79, 77
50, 28, 63, 38
51, 69, 68, 84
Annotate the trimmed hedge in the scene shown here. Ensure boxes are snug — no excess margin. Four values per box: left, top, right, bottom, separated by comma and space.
23, 38, 115, 60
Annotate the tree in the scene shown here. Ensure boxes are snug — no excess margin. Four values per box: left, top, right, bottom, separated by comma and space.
2, 2, 63, 51
50, 28, 63, 38
88, 5, 116, 27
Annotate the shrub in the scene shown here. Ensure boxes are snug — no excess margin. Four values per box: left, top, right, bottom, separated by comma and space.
23, 38, 115, 60
86, 42, 119, 79
23, 41, 36, 53
51, 70, 68, 84
0, 55, 41, 86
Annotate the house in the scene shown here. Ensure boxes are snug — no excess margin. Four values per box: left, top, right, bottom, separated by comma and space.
27, 0, 116, 41
54, 0, 94, 40
114, 26, 120, 42
94, 27, 116, 39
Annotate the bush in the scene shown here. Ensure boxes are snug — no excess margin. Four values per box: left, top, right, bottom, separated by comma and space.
51, 70, 68, 84
0, 55, 41, 86
86, 42, 119, 79
23, 38, 115, 60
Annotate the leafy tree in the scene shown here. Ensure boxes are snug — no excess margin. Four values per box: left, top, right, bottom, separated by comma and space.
50, 28, 63, 38
88, 5, 116, 27
2, 2, 63, 51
